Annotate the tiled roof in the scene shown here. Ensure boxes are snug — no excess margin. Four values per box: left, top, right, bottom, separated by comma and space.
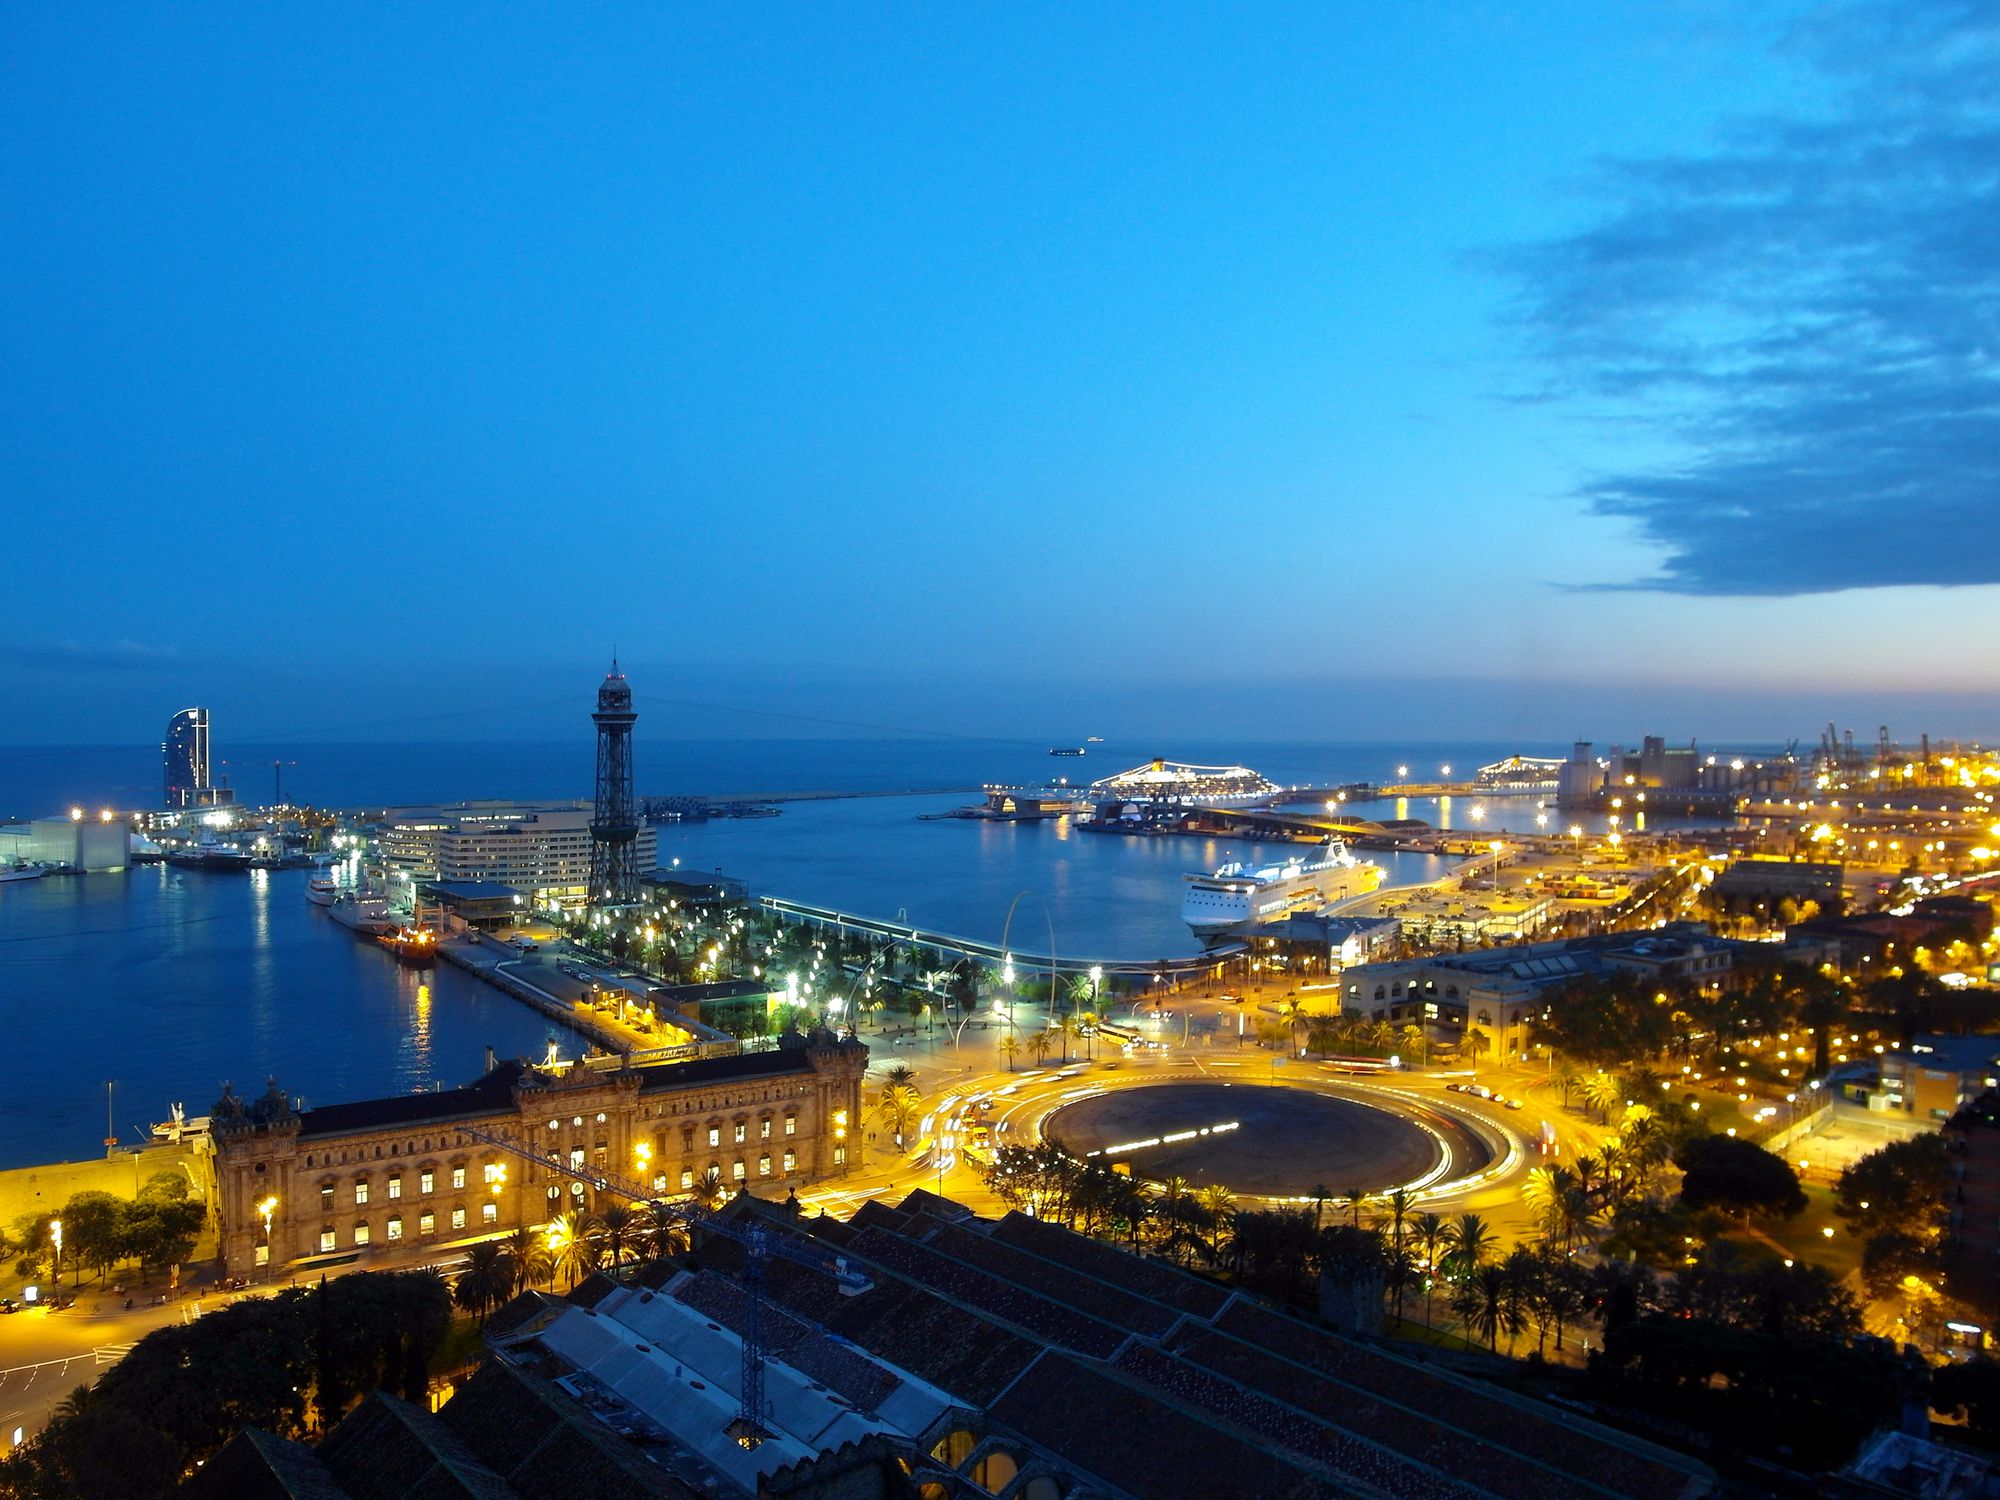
914, 1217, 1182, 1340
437, 1359, 695, 1499
989, 1209, 1230, 1318
633, 1049, 814, 1091
847, 1223, 1130, 1360
1206, 1302, 1704, 1500
314, 1393, 516, 1500
988, 1349, 1336, 1500
182, 1427, 352, 1500
298, 1063, 527, 1138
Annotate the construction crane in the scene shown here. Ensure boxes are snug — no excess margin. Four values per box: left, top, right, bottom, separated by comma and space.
453, 1121, 867, 1446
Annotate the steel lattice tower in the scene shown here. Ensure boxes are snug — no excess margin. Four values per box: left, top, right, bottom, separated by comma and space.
589, 658, 641, 906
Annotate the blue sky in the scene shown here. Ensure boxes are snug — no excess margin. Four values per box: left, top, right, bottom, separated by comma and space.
4, 2, 1996, 745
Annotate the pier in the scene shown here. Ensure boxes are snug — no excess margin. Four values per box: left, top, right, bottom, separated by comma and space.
757, 895, 1244, 978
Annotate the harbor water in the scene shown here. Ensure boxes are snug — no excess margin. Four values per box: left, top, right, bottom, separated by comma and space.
0, 737, 1748, 1166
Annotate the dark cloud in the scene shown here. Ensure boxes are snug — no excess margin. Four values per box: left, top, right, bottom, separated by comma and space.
0, 639, 181, 673
1491, 3, 2000, 594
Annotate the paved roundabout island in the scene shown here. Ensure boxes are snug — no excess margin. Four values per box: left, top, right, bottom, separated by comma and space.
1043, 1081, 1478, 1197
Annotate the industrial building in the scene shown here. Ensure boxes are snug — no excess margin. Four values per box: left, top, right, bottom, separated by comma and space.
0, 813, 131, 871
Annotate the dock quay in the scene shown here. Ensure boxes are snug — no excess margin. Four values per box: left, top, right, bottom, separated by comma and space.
758, 895, 1244, 978
434, 937, 739, 1064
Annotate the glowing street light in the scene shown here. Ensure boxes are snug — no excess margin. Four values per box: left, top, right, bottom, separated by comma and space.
50, 1218, 62, 1289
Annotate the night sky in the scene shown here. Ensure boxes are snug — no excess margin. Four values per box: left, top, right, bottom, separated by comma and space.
5, 3, 1995, 744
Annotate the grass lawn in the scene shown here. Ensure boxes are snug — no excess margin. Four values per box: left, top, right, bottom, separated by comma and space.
1718, 1184, 1860, 1278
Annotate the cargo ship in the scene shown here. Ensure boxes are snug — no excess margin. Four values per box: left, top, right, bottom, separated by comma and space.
1182, 838, 1382, 938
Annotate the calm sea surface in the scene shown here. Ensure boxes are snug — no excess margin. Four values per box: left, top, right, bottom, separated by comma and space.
0, 737, 1747, 1166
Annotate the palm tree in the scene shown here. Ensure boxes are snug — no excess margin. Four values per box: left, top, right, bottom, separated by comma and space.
1344, 1186, 1367, 1228
692, 1166, 727, 1210
649, 1200, 691, 1258
455, 1242, 513, 1324
50, 1385, 92, 1423
1198, 1184, 1237, 1266
596, 1202, 638, 1281
503, 1226, 552, 1294
1446, 1212, 1497, 1278
1581, 1072, 1622, 1123
1027, 1027, 1055, 1067
1398, 1023, 1428, 1066
883, 1062, 918, 1092
1413, 1211, 1448, 1328
1471, 1263, 1510, 1351
548, 1209, 602, 1289
999, 1033, 1020, 1072
877, 1079, 921, 1148
1059, 1013, 1081, 1063
1310, 1183, 1332, 1231
1554, 1066, 1582, 1107
1305, 1018, 1341, 1058
1385, 1188, 1413, 1253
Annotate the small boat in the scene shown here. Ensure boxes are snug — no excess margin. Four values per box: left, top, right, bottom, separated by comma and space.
0, 862, 48, 883
305, 876, 338, 906
1049, 746, 1086, 757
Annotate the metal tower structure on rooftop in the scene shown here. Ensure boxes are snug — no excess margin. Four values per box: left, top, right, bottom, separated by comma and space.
589, 658, 641, 906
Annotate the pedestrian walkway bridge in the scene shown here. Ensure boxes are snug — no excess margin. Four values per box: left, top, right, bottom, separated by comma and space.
758, 896, 1243, 978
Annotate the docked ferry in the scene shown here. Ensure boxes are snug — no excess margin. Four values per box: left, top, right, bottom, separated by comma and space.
1182, 838, 1382, 938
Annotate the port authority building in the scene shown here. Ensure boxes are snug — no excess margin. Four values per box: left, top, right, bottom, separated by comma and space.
209, 1030, 866, 1277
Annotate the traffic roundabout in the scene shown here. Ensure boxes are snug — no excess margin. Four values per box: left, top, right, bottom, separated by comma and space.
987, 1065, 1516, 1203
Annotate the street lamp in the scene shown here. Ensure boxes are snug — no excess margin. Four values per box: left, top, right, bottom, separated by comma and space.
50, 1218, 61, 1290
256, 1195, 279, 1277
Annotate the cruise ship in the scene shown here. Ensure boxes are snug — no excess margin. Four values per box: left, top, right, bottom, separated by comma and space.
1182, 838, 1382, 938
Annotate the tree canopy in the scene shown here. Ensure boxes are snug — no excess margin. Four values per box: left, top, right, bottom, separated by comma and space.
1674, 1134, 1807, 1221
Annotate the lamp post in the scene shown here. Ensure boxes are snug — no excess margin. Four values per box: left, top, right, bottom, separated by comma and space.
257, 1196, 278, 1279
50, 1218, 61, 1292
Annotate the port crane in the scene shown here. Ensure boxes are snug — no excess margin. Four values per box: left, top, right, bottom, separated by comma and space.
453, 1121, 868, 1445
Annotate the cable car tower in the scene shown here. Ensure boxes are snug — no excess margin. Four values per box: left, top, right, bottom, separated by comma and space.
589, 657, 641, 906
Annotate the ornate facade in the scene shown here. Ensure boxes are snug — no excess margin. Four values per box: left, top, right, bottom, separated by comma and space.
211, 1032, 867, 1276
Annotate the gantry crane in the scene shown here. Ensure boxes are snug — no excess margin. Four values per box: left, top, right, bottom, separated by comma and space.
454, 1121, 869, 1445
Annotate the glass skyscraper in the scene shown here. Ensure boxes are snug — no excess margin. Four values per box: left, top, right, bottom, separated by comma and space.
163, 707, 210, 809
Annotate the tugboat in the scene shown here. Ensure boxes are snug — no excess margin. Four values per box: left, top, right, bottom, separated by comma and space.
377, 925, 438, 965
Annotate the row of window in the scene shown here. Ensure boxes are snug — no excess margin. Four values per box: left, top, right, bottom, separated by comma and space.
319, 1164, 475, 1212
304, 1201, 498, 1254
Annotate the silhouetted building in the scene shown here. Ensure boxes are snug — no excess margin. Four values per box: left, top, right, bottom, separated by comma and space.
163, 706, 210, 809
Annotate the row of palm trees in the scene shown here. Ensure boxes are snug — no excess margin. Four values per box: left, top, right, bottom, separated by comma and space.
449, 1194, 715, 1322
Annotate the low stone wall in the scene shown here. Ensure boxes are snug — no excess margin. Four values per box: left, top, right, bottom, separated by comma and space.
0, 1140, 209, 1229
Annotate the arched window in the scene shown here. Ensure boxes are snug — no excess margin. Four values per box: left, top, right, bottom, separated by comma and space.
971, 1450, 1019, 1493
931, 1430, 977, 1468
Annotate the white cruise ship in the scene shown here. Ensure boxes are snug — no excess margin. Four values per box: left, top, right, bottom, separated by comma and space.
1182, 838, 1382, 938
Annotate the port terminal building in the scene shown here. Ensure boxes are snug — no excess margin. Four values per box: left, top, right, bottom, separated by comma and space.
374, 801, 659, 909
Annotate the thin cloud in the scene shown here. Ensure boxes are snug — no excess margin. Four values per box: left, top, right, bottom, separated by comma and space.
1489, 2, 2000, 595
0, 639, 182, 673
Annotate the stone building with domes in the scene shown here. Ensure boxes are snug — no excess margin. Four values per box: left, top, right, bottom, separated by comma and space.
210, 1029, 866, 1277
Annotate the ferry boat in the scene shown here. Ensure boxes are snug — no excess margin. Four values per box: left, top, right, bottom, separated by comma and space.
1182, 838, 1383, 938
304, 875, 338, 906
